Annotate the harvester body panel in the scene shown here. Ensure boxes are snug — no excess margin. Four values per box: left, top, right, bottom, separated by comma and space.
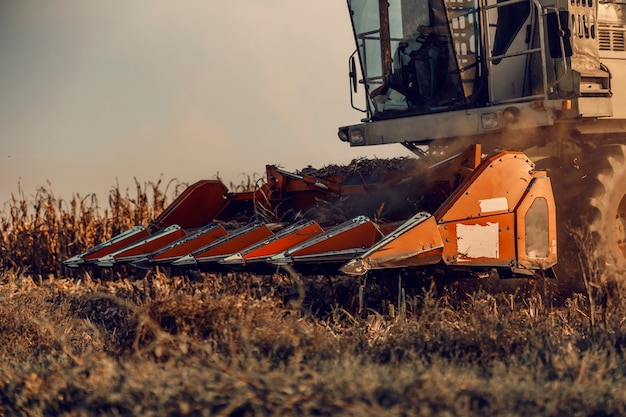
149, 224, 229, 263
183, 223, 274, 265
514, 175, 558, 271
220, 221, 324, 265
434, 152, 536, 223
438, 213, 517, 267
64, 226, 149, 267
152, 181, 228, 229
96, 225, 187, 266
270, 216, 385, 266
341, 212, 444, 275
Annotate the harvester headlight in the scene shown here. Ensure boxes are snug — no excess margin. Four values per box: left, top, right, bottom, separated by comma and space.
503, 107, 520, 124
349, 128, 365, 145
338, 128, 349, 142
481, 112, 499, 130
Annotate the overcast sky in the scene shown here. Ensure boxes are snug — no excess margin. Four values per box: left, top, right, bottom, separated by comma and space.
0, 1, 412, 206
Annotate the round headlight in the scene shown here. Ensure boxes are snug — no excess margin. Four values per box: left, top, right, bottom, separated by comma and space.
503, 107, 520, 123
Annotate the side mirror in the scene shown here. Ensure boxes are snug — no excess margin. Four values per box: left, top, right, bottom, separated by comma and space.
348, 50, 366, 113
547, 11, 573, 58
349, 55, 358, 93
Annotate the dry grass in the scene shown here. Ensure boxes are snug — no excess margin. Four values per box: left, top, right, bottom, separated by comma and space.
1, 183, 625, 415
0, 177, 261, 279
0, 179, 184, 278
0, 270, 624, 416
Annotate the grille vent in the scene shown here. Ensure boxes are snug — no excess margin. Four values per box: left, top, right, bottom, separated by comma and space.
599, 25, 626, 51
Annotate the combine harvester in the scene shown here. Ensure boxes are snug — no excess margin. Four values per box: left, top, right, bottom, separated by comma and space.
67, 0, 626, 286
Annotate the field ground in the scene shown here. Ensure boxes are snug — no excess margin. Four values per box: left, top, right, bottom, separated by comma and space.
1, 183, 625, 415
0, 269, 625, 416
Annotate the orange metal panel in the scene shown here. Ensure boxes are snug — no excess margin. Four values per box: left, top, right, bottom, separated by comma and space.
438, 213, 516, 266
290, 219, 382, 257
114, 227, 187, 259
82, 228, 151, 261
341, 213, 444, 275
515, 175, 558, 270
194, 225, 273, 259
435, 152, 536, 223
242, 222, 324, 261
152, 180, 229, 229
377, 221, 405, 236
152, 225, 228, 261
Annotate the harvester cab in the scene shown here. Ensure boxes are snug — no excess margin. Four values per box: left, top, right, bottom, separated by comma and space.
339, 0, 620, 149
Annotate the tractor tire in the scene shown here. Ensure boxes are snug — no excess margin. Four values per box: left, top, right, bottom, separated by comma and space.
546, 144, 626, 293
587, 144, 626, 279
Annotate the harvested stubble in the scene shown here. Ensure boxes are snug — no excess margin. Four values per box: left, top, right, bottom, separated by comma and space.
0, 269, 625, 416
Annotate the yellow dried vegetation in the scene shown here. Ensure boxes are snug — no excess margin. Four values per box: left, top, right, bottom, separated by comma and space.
0, 176, 261, 278
0, 268, 625, 416
0, 181, 625, 415
0, 179, 185, 277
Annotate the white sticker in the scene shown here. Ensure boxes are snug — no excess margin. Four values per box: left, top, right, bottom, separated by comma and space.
478, 197, 508, 213
457, 222, 499, 259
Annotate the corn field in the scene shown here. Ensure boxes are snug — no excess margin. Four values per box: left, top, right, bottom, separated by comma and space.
0, 182, 625, 416
0, 179, 185, 278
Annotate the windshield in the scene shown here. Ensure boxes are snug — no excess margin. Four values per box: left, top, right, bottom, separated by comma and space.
348, 0, 482, 120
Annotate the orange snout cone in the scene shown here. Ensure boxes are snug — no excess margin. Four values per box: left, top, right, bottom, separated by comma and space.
340, 212, 444, 276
